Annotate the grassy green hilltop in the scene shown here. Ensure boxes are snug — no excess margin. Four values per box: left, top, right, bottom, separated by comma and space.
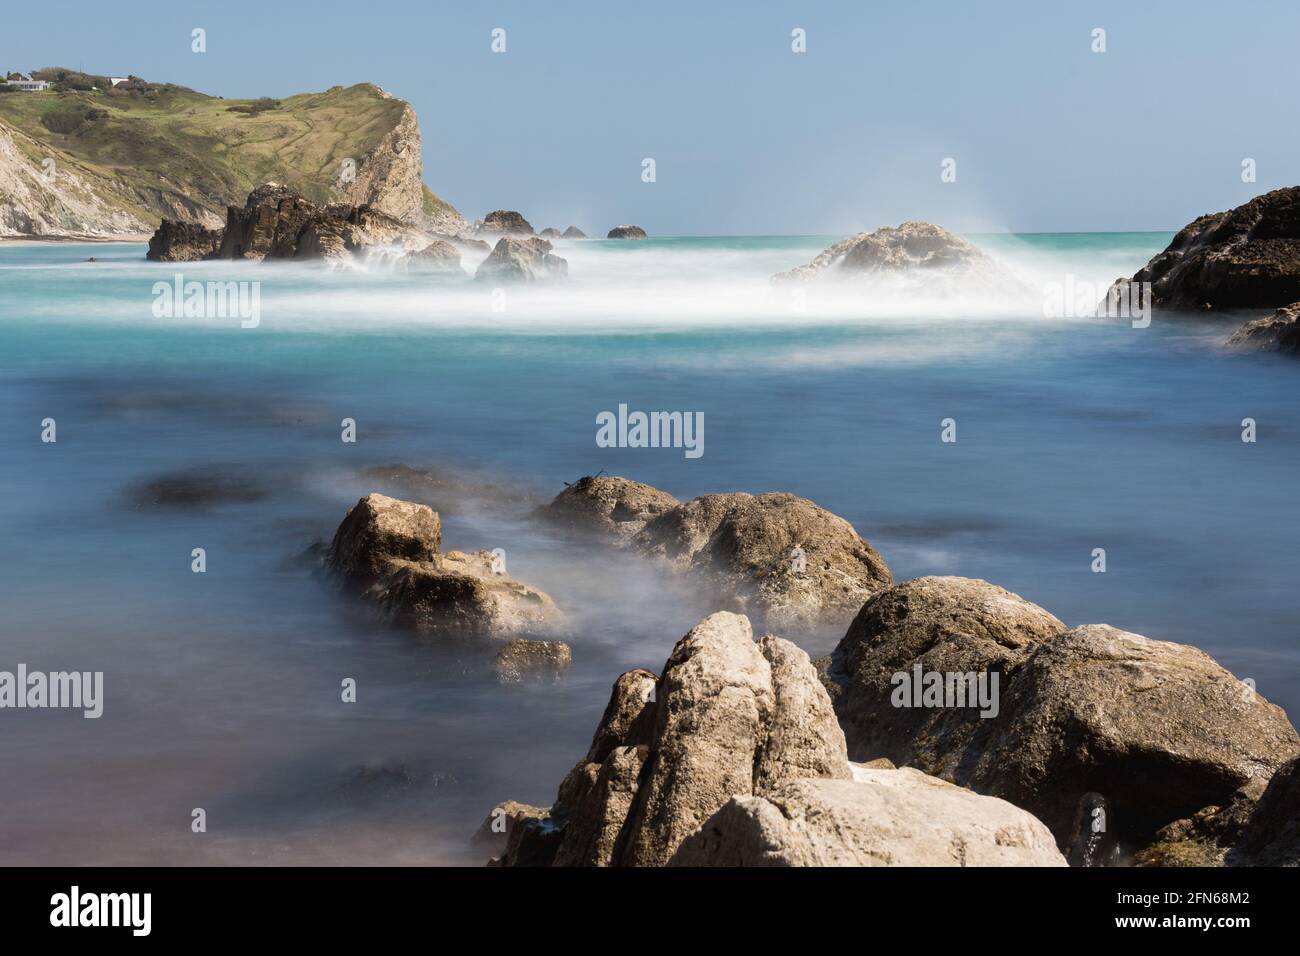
0, 70, 460, 237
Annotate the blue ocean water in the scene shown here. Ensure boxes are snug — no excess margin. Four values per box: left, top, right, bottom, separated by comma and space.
0, 234, 1296, 863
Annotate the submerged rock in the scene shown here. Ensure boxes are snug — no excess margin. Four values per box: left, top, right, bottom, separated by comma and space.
493, 638, 573, 683
543, 476, 891, 630
475, 209, 534, 237
1110, 186, 1300, 311
1225, 301, 1300, 354
474, 236, 568, 282
607, 224, 647, 239
670, 770, 1066, 867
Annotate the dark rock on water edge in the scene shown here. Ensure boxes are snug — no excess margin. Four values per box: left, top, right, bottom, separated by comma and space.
493, 639, 573, 684
606, 224, 647, 239
541, 474, 891, 631
147, 182, 463, 270
1111, 186, 1300, 312
561, 225, 587, 239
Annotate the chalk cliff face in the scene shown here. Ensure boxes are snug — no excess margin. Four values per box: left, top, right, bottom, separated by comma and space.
0, 120, 154, 237
0, 82, 465, 240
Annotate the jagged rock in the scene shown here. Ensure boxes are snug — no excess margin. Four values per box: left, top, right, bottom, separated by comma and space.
474, 236, 568, 282
607, 224, 647, 239
493, 639, 573, 683
488, 612, 852, 867
1109, 187, 1300, 310
476, 209, 534, 237
146, 220, 223, 261
669, 770, 1066, 867
326, 493, 441, 587
821, 576, 1065, 766
148, 183, 430, 263
1230, 756, 1300, 865
1226, 301, 1300, 353
542, 475, 681, 541
472, 800, 548, 860
773, 221, 1003, 284
635, 491, 893, 631
377, 550, 560, 640
543, 476, 891, 631
400, 239, 463, 274
562, 226, 586, 239
326, 493, 560, 639
539, 227, 562, 239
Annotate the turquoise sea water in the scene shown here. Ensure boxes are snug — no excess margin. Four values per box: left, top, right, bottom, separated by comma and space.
1, 233, 1297, 863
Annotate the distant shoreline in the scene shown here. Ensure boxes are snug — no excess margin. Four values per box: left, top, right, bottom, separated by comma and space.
0, 234, 151, 245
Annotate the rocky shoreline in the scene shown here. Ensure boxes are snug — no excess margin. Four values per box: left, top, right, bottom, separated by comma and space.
309, 471, 1299, 867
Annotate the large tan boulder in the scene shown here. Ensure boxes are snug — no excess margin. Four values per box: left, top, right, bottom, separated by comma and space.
326, 493, 441, 586
486, 612, 851, 867
670, 770, 1066, 867
820, 576, 1064, 766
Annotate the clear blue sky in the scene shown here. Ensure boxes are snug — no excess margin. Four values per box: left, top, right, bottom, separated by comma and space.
5, 0, 1298, 235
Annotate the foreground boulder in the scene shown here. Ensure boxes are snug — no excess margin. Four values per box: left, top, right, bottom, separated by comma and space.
821, 576, 1065, 764
1110, 186, 1300, 310
326, 493, 561, 639
607, 224, 647, 239
475, 209, 534, 237
1225, 301, 1300, 354
670, 770, 1066, 867
484, 612, 854, 866
474, 236, 568, 282
772, 221, 1009, 286
542, 476, 891, 631
821, 580, 1300, 851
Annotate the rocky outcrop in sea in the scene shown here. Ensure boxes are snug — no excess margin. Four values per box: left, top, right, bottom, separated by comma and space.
606, 224, 647, 239
326, 492, 562, 640
1226, 301, 1300, 354
1110, 186, 1300, 312
148, 183, 461, 269
543, 475, 892, 631
474, 236, 568, 282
